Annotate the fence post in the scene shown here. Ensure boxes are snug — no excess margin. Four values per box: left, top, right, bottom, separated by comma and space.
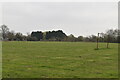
107, 35, 109, 48
97, 33, 99, 49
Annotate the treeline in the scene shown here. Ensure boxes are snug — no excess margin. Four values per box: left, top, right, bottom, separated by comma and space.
0, 25, 120, 43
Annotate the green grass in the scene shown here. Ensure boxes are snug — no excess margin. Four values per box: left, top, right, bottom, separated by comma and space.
2, 41, 118, 78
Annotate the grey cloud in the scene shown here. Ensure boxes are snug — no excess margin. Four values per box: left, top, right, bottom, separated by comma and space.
3, 2, 118, 37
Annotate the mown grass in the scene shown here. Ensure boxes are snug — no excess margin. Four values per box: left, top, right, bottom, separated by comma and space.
2, 41, 118, 78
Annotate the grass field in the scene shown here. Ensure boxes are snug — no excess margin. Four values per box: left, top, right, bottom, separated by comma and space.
2, 41, 118, 78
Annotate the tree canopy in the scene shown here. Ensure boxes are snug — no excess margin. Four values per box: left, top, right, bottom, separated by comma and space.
0, 25, 119, 43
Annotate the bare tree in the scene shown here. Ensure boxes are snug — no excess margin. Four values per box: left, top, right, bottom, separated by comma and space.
0, 25, 9, 40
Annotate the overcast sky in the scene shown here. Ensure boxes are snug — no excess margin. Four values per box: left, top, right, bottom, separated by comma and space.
2, 2, 118, 37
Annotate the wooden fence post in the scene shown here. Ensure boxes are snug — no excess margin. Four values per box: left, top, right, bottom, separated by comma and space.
107, 35, 109, 48
97, 33, 99, 49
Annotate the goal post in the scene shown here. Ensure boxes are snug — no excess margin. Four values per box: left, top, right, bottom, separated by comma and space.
96, 33, 110, 49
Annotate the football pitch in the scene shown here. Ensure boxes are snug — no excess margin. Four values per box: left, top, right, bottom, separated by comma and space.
2, 41, 118, 78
